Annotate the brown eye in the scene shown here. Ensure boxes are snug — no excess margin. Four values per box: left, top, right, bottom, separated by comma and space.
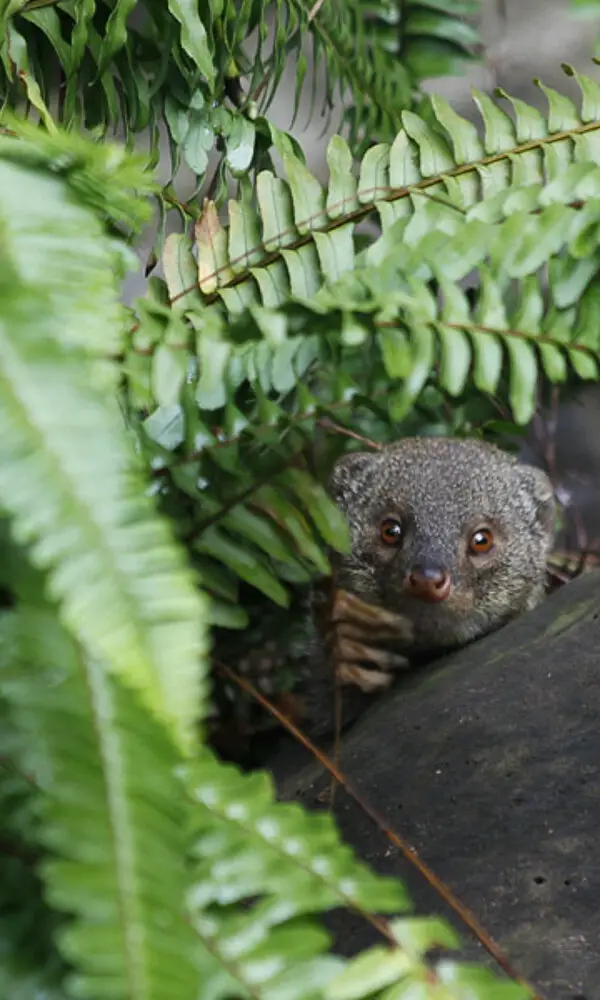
469, 528, 494, 554
380, 517, 403, 546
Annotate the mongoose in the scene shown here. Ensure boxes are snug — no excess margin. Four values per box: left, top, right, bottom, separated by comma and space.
320, 435, 557, 697
214, 436, 557, 748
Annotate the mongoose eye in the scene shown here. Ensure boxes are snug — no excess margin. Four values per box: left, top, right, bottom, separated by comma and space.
469, 528, 494, 554
380, 517, 403, 546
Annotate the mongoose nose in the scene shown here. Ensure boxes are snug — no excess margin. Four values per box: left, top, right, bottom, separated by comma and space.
405, 564, 452, 603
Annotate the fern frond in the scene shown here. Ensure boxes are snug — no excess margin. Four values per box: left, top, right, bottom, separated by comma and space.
157, 74, 600, 399
158, 70, 600, 314
184, 753, 496, 1000
0, 127, 206, 751
358, 0, 480, 86
277, 0, 412, 147
121, 72, 600, 626
1, 1, 215, 140
0, 599, 520, 1000
325, 918, 528, 1000
0, 116, 156, 235
0, 604, 202, 1000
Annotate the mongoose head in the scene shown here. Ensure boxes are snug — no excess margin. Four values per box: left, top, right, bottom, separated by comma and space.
329, 437, 556, 655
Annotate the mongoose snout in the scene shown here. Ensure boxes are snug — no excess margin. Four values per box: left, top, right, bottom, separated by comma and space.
405, 563, 453, 603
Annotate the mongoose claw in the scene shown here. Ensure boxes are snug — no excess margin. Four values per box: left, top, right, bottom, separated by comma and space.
334, 635, 410, 672
336, 663, 395, 692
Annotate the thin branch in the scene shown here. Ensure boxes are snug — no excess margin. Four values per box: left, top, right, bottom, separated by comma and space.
316, 417, 382, 451
216, 661, 544, 1000
308, 0, 327, 22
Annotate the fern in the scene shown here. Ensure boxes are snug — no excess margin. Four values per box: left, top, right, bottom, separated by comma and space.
157, 68, 600, 314
120, 71, 600, 631
0, 118, 207, 752
247, 0, 413, 147
0, 0, 482, 208
0, 599, 203, 1000
357, 0, 480, 92
0, 119, 535, 1000
0, 596, 524, 1000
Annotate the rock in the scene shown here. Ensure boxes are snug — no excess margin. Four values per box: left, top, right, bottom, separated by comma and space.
271, 570, 600, 1000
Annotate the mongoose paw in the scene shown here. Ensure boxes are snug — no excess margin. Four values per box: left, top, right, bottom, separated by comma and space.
329, 589, 412, 692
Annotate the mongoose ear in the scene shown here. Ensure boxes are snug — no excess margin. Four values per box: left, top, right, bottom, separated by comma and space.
517, 464, 557, 534
329, 450, 379, 509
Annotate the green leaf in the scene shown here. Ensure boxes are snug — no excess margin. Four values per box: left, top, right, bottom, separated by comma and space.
224, 116, 256, 175
388, 324, 435, 421
569, 348, 599, 379
152, 344, 187, 406
65, 0, 95, 81
201, 496, 306, 568
206, 598, 248, 629
278, 469, 351, 552
282, 146, 328, 233
194, 526, 289, 605
402, 110, 454, 175
5, 25, 57, 133
564, 64, 600, 122
495, 87, 547, 141
326, 136, 359, 217
538, 342, 567, 383
325, 947, 413, 999
256, 172, 298, 251
508, 205, 575, 277
358, 143, 390, 202
429, 93, 484, 162
144, 404, 185, 451
162, 233, 198, 308
437, 961, 529, 999
535, 79, 581, 132
21, 8, 73, 75
182, 110, 214, 176
271, 338, 301, 392
195, 203, 235, 294
390, 917, 461, 956
96, 0, 137, 75
471, 87, 517, 152
379, 328, 412, 378
196, 335, 231, 410
167, 0, 215, 87
505, 338, 538, 424
438, 324, 471, 396
229, 198, 265, 272
186, 750, 409, 916
252, 485, 331, 574
314, 227, 355, 283
164, 97, 190, 144
389, 130, 421, 188
471, 331, 504, 395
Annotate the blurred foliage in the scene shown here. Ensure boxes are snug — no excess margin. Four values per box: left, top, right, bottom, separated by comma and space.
0, 0, 597, 997
0, 116, 531, 1000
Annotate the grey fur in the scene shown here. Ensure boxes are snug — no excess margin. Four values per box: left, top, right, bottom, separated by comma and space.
328, 436, 556, 655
